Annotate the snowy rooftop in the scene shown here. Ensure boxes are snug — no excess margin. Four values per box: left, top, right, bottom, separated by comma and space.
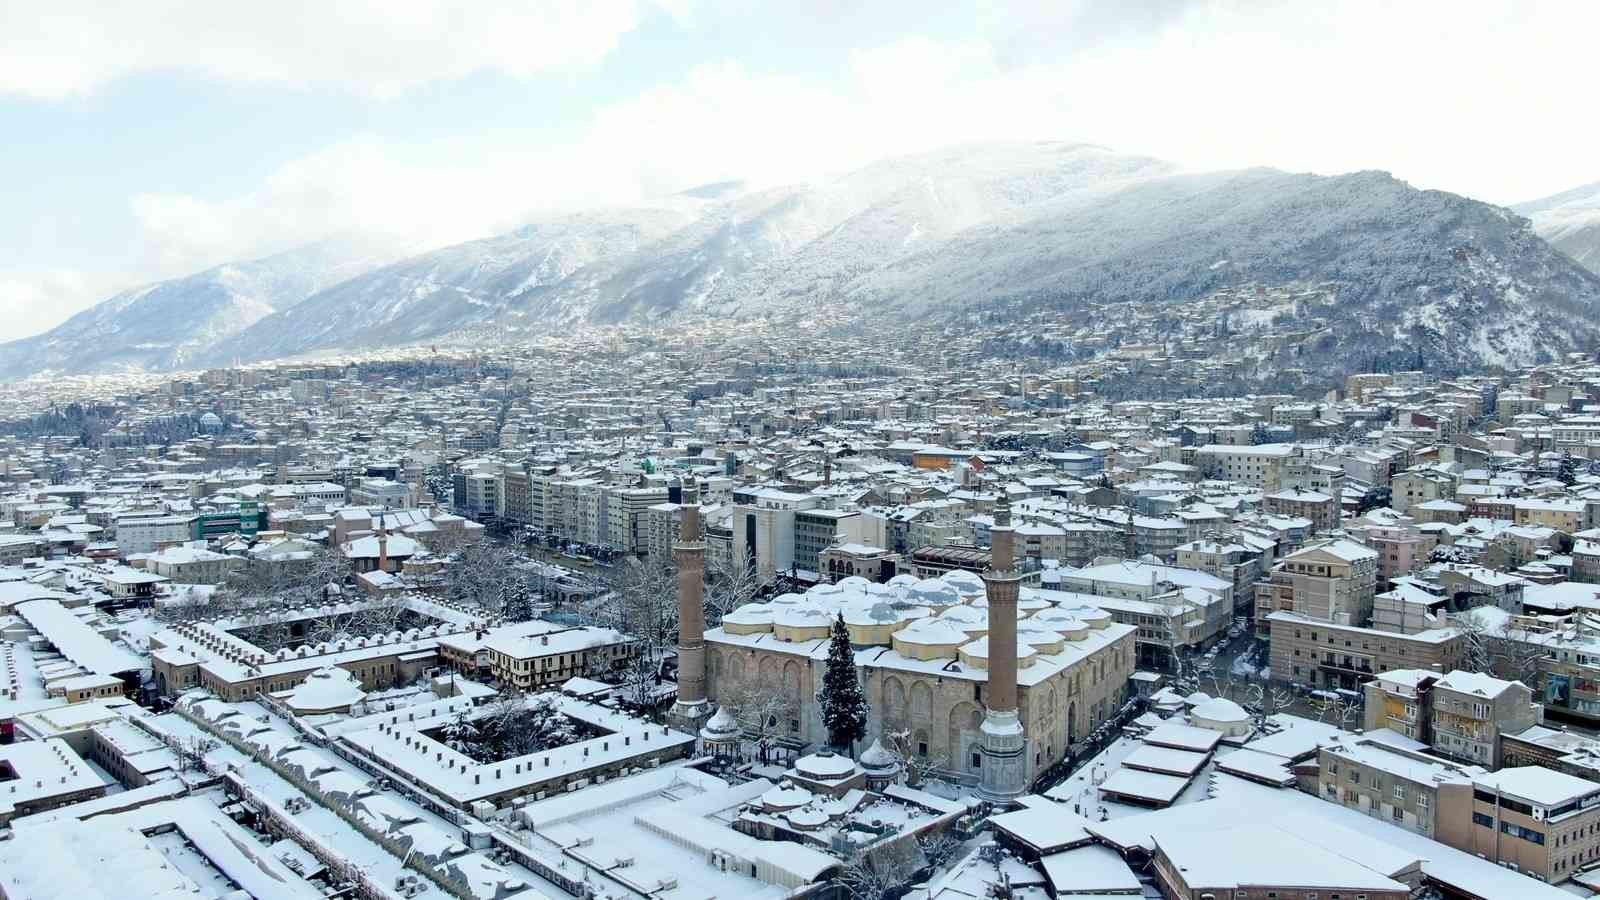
1154, 823, 1408, 893
1037, 844, 1140, 896
1473, 766, 1600, 809
13, 597, 144, 676
522, 766, 836, 895
1097, 767, 1190, 805
0, 738, 109, 821
325, 692, 697, 806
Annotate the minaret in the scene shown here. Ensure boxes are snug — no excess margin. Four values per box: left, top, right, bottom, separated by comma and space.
668, 504, 713, 731
978, 494, 1027, 803
376, 512, 389, 573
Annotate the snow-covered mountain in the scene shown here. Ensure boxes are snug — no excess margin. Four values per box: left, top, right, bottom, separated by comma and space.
837, 168, 1600, 371
202, 142, 1175, 362
0, 239, 403, 380
1516, 181, 1600, 274
11, 143, 1600, 379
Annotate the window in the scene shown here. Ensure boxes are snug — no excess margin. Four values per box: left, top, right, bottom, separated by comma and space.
971, 752, 982, 769
1394, 784, 1406, 801
1473, 812, 1494, 828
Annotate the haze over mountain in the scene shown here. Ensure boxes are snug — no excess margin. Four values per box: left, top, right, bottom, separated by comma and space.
7, 142, 1600, 381
0, 238, 404, 380
1516, 182, 1600, 275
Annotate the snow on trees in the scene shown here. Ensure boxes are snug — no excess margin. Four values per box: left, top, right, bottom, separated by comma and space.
441, 693, 585, 763
819, 612, 869, 752
730, 681, 798, 764
594, 555, 678, 653
705, 555, 762, 628
444, 540, 535, 620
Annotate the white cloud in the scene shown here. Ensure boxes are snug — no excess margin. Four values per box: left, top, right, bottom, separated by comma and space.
0, 268, 128, 337
0, 0, 652, 99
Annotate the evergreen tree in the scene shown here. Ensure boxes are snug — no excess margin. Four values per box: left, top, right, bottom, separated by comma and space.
819, 613, 868, 752
1559, 452, 1579, 487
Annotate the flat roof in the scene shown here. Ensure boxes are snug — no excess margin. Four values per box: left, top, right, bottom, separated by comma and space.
1098, 768, 1190, 804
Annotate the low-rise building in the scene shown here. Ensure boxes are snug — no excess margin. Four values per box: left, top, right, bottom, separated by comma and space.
484, 625, 640, 691
1317, 733, 1480, 839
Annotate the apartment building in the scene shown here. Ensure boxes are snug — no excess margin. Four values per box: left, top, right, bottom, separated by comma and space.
1317, 734, 1480, 839
642, 502, 685, 560
1254, 539, 1379, 628
605, 485, 669, 555
1363, 668, 1539, 766
1391, 468, 1456, 515
1516, 498, 1586, 533
1431, 670, 1540, 767
1193, 442, 1301, 490
497, 466, 536, 527
1362, 524, 1424, 585
1262, 487, 1339, 534
1267, 612, 1463, 691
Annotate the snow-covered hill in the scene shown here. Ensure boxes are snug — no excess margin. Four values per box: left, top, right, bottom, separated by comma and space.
204, 142, 1175, 360
12, 143, 1600, 379
836, 168, 1600, 370
1516, 181, 1600, 274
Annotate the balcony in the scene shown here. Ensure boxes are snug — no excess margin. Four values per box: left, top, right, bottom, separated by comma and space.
1319, 658, 1375, 677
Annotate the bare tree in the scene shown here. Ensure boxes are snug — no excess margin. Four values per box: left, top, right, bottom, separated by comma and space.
1307, 692, 1336, 723
1450, 612, 1495, 674
730, 681, 797, 764
444, 540, 530, 617
838, 839, 924, 900
620, 650, 660, 711
706, 555, 762, 628
304, 609, 346, 647
1491, 621, 1546, 688
347, 594, 410, 636
885, 729, 946, 788
600, 555, 679, 652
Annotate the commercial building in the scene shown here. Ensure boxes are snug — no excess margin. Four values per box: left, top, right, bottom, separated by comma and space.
483, 625, 640, 691
1267, 612, 1463, 692
114, 514, 192, 557
1461, 767, 1600, 883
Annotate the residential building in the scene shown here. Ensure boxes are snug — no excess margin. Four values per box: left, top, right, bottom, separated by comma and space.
1254, 540, 1379, 629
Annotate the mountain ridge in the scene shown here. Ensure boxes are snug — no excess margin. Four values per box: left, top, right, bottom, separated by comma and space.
1516, 182, 1600, 275
7, 143, 1600, 380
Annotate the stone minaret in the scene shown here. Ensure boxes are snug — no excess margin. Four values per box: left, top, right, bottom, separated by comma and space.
978, 494, 1027, 802
668, 504, 713, 731
376, 512, 389, 573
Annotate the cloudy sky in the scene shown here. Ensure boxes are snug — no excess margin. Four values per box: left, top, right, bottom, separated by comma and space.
1, 0, 1594, 339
